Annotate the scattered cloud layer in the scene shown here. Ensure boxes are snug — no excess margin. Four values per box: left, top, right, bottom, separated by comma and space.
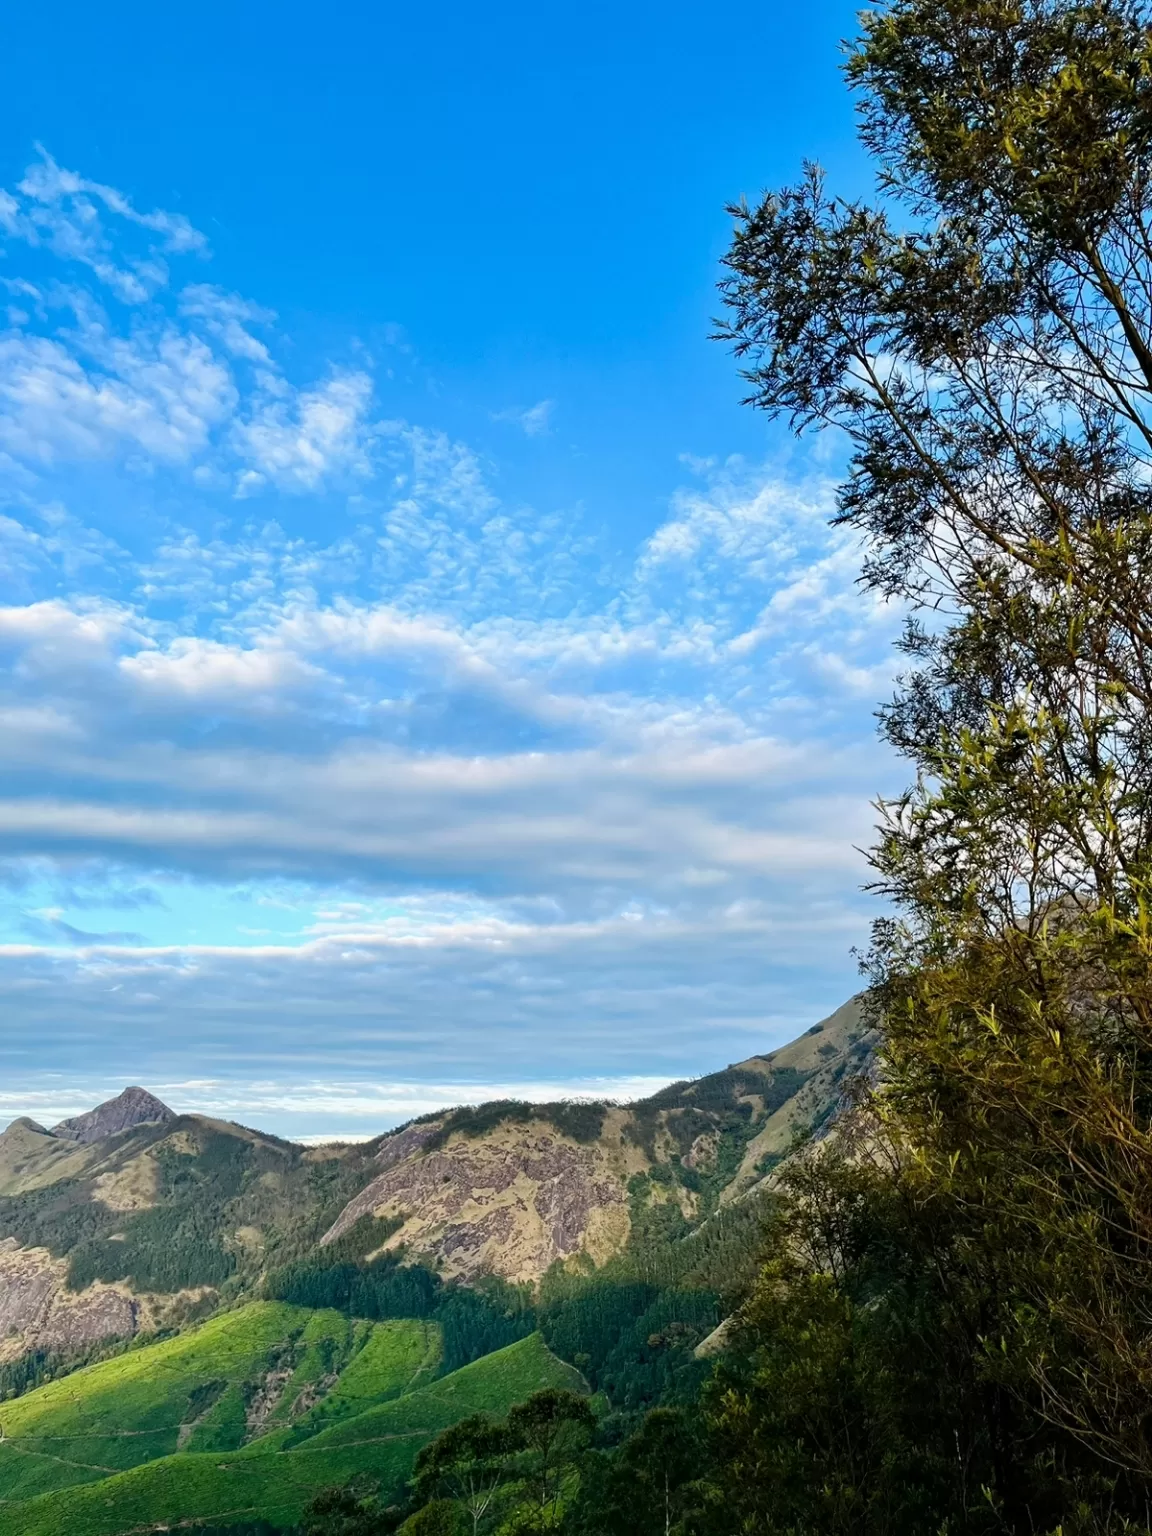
0, 151, 903, 1135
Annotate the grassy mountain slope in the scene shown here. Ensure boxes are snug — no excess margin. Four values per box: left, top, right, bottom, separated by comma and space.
1, 1333, 583, 1536
0, 1303, 436, 1504
304, 1331, 584, 1449
0, 1121, 100, 1197
721, 995, 876, 1201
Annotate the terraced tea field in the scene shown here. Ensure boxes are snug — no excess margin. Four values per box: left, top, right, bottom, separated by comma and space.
0, 1304, 584, 1535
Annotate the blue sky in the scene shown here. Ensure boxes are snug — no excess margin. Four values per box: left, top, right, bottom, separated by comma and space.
0, 0, 902, 1139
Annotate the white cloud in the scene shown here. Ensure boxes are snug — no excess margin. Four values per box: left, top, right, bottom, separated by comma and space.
120, 637, 324, 699
0, 328, 235, 465
0, 155, 382, 493
0, 597, 142, 665
179, 285, 275, 364
638, 461, 835, 575
0, 887, 868, 1135
3, 148, 207, 304
232, 371, 375, 494
19, 149, 207, 255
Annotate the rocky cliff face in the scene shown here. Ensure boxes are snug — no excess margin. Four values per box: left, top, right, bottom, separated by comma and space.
317, 996, 876, 1282
52, 1087, 175, 1145
323, 1108, 644, 1283
0, 1240, 142, 1363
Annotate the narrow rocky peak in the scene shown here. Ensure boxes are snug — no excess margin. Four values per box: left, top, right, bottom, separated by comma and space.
52, 1086, 175, 1145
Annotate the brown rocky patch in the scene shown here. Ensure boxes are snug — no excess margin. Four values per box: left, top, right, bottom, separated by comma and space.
244, 1361, 294, 1439
323, 1119, 638, 1283
0, 1241, 139, 1362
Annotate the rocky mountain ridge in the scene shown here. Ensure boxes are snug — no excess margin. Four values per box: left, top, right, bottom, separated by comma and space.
51, 1086, 174, 1145
0, 996, 874, 1365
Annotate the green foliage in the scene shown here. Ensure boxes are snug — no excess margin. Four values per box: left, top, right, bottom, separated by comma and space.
399, 1500, 468, 1536
266, 1254, 535, 1374
0, 1350, 65, 1402
621, 1067, 810, 1216
421, 1101, 608, 1154
70, 1131, 251, 1290
538, 1278, 716, 1415
414, 1414, 518, 1534
300, 1483, 399, 1536
436, 1282, 536, 1376
692, 1136, 1148, 1534
709, 0, 1152, 1524
408, 1388, 594, 1536
566, 1408, 702, 1536
323, 1213, 408, 1263
267, 1253, 440, 1318
505, 1390, 594, 1517
628, 1191, 774, 1296
0, 1338, 141, 1402
178, 1525, 286, 1536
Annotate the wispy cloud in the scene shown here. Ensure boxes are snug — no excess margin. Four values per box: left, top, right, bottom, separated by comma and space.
492, 399, 554, 437
3, 147, 207, 303
0, 327, 236, 465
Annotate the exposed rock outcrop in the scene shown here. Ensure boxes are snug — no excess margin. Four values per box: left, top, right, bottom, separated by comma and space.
52, 1087, 175, 1146
323, 1111, 643, 1283
0, 1240, 141, 1362
316, 1001, 877, 1283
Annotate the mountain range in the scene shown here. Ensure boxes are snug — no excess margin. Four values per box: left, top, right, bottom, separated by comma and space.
0, 997, 876, 1534
0, 996, 871, 1370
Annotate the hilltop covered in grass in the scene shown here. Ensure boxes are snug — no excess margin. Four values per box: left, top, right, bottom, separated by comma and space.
0, 1330, 583, 1536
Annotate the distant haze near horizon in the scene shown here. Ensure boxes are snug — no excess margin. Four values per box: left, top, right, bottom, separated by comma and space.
0, 0, 894, 1121
0, 1071, 681, 1144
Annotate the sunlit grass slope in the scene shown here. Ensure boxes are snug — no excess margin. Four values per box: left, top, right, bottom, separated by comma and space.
303, 1329, 584, 1449
2, 1333, 584, 1536
0, 1303, 435, 1504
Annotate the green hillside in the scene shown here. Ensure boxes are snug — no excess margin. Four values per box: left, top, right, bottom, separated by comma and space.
0, 1302, 439, 1505
0, 1333, 584, 1536
304, 1330, 585, 1448
0, 1302, 317, 1498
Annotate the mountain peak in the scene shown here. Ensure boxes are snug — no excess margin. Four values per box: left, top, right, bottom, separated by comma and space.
52, 1087, 175, 1146
7, 1116, 49, 1135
